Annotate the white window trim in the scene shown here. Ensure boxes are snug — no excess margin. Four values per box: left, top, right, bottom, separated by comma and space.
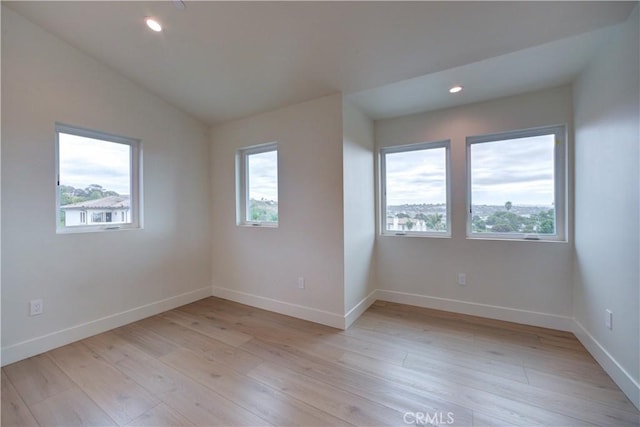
55, 123, 142, 234
236, 142, 278, 227
380, 140, 451, 237
466, 125, 566, 242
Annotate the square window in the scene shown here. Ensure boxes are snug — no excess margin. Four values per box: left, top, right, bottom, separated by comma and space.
380, 141, 451, 236
467, 126, 565, 240
56, 124, 141, 233
237, 143, 278, 226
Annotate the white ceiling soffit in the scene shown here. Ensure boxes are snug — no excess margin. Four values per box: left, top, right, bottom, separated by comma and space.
347, 25, 618, 120
5, 1, 637, 125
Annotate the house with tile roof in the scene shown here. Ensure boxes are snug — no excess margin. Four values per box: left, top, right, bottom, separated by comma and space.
61, 195, 130, 226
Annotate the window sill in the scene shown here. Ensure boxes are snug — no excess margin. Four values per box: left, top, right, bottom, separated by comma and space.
238, 223, 279, 228
466, 236, 567, 243
380, 232, 451, 239
56, 225, 141, 234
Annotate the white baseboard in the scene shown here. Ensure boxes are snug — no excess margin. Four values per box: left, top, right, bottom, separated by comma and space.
1, 286, 212, 366
345, 290, 377, 329
375, 289, 573, 331
572, 320, 640, 410
212, 286, 345, 329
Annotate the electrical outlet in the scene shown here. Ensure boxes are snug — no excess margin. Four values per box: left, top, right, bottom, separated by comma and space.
29, 299, 44, 316
605, 309, 613, 330
297, 277, 305, 289
457, 273, 466, 286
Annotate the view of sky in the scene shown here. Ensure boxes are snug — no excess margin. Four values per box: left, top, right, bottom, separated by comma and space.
248, 149, 278, 201
59, 133, 131, 195
470, 134, 555, 206
385, 134, 555, 207
385, 147, 447, 206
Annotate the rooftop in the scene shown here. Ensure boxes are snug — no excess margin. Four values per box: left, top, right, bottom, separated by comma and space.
61, 195, 130, 210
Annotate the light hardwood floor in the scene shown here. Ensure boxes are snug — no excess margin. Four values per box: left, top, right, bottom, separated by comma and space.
2, 297, 639, 426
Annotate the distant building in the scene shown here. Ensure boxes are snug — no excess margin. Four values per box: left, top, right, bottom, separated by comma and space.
61, 195, 130, 226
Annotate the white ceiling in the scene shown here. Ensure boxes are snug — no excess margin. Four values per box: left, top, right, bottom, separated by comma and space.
347, 25, 617, 120
5, 1, 637, 125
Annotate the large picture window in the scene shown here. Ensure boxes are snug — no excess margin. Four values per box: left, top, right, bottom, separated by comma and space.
467, 125, 565, 240
55, 123, 141, 233
237, 143, 279, 226
380, 140, 450, 236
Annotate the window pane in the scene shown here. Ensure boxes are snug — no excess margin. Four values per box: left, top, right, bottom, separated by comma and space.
385, 146, 447, 233
58, 132, 132, 228
247, 149, 278, 223
470, 134, 555, 235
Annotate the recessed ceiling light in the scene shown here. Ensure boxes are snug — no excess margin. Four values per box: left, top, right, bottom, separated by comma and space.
145, 18, 162, 32
449, 85, 463, 94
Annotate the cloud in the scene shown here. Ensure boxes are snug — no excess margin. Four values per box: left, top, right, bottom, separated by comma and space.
385, 147, 446, 205
59, 133, 131, 194
384, 133, 556, 207
470, 134, 555, 205
248, 150, 278, 201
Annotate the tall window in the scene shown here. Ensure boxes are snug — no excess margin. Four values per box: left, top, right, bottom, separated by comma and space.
467, 125, 565, 240
237, 143, 278, 226
380, 140, 450, 236
56, 123, 141, 233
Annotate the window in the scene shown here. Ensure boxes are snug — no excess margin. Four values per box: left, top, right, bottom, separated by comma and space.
467, 125, 565, 240
56, 123, 141, 233
237, 142, 278, 226
380, 140, 451, 236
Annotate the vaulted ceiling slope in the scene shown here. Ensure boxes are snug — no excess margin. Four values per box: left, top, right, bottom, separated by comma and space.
5, 1, 637, 124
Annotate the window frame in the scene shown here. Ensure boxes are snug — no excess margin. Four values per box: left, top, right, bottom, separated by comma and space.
380, 140, 452, 238
55, 123, 142, 234
466, 125, 566, 241
236, 142, 279, 227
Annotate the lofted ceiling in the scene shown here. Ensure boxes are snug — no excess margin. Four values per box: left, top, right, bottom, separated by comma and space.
5, 1, 637, 125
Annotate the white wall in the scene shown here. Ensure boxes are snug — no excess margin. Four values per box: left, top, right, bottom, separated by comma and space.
1, 7, 211, 364
573, 6, 639, 408
375, 86, 574, 329
342, 101, 376, 322
210, 94, 346, 327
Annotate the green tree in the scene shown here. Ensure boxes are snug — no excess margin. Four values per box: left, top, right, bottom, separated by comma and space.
405, 219, 414, 231
535, 209, 555, 234
492, 223, 514, 232
472, 215, 486, 232
426, 213, 443, 231
250, 206, 268, 221
505, 201, 513, 211
487, 211, 521, 232
414, 213, 428, 222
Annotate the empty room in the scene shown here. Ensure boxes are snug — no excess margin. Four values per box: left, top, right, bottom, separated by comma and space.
1, 1, 639, 426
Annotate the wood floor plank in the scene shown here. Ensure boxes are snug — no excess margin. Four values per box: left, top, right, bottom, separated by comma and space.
3, 354, 75, 406
112, 323, 179, 358
161, 347, 351, 426
82, 331, 270, 427
315, 331, 408, 365
136, 315, 264, 374
125, 403, 194, 427
3, 297, 638, 427
403, 351, 529, 384
1, 370, 39, 427
48, 342, 159, 425
28, 386, 116, 426
341, 351, 639, 427
525, 367, 638, 412
161, 309, 254, 347
248, 361, 408, 426
240, 337, 475, 426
